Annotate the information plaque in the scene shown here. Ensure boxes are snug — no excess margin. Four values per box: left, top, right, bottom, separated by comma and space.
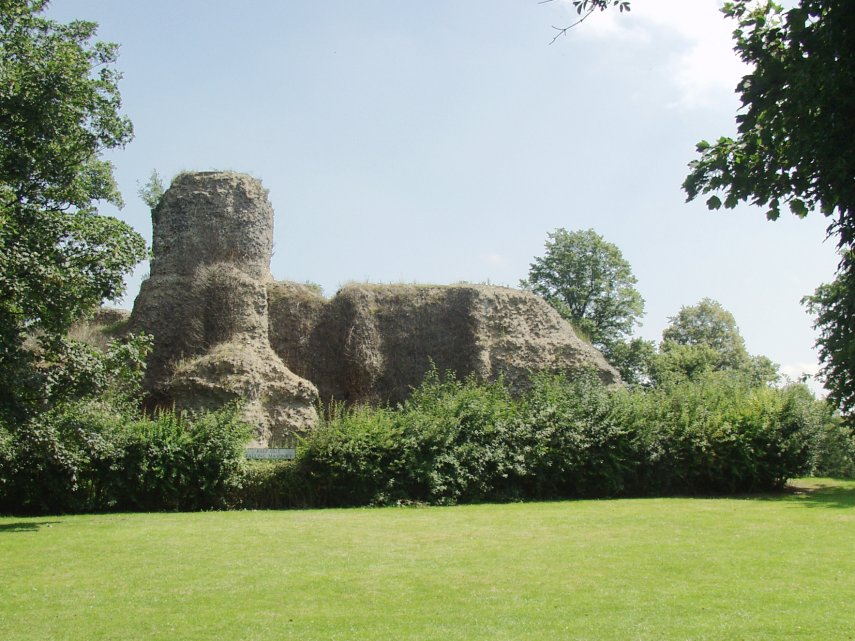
245, 448, 296, 460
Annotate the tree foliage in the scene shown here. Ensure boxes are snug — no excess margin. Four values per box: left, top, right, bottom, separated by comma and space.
804, 253, 855, 418
679, 0, 855, 416
654, 298, 778, 386
0, 0, 146, 425
661, 298, 749, 370
522, 228, 644, 352
683, 1, 855, 241
137, 169, 165, 211
562, 0, 854, 415
605, 336, 656, 386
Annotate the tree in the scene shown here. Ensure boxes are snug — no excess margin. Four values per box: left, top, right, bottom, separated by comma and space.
654, 298, 778, 386
679, 0, 855, 415
0, 0, 146, 425
603, 336, 656, 386
522, 228, 644, 353
803, 254, 855, 418
683, 1, 855, 241
661, 298, 749, 371
555, 1, 855, 414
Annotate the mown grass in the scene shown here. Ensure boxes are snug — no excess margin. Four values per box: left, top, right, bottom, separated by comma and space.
1, 478, 853, 641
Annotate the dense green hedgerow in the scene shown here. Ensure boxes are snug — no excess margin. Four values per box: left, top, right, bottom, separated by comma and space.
615, 374, 813, 494
0, 402, 250, 515
2, 369, 850, 514
240, 369, 845, 509
514, 372, 635, 499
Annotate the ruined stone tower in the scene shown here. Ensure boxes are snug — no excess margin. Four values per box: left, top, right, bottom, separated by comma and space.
128, 172, 318, 445
125, 170, 619, 446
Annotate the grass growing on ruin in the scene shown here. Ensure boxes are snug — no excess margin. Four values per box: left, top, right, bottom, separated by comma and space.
2, 478, 854, 641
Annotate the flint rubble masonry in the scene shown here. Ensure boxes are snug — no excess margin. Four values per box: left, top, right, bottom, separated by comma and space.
127, 171, 620, 446
128, 172, 318, 446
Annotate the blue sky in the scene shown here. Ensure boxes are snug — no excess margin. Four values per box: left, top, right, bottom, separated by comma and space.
49, 0, 838, 389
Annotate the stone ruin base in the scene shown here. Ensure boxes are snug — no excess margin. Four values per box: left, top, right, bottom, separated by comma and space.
121, 171, 619, 445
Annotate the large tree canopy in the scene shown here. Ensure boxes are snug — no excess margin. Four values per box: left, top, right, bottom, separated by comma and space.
559, 0, 854, 414
0, 0, 146, 423
681, 0, 855, 415
683, 1, 855, 242
655, 298, 778, 386
522, 228, 644, 352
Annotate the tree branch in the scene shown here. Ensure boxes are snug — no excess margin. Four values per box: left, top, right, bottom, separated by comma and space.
548, 9, 595, 44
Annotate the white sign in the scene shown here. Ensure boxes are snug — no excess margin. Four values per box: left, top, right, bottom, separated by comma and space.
245, 448, 296, 460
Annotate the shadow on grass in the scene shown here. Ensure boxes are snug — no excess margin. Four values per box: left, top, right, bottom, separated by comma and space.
0, 521, 62, 533
754, 479, 855, 510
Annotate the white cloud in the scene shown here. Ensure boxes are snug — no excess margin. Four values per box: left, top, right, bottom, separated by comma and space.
780, 362, 827, 397
480, 252, 506, 267
565, 0, 748, 109
780, 362, 819, 381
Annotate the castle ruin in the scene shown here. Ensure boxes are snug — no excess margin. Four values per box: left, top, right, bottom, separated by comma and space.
126, 172, 619, 445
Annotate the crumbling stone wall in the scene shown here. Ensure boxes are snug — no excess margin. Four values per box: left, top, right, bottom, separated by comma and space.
128, 172, 318, 445
126, 170, 619, 445
268, 282, 620, 406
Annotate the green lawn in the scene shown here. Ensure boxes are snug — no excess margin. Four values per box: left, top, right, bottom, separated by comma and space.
1, 479, 854, 641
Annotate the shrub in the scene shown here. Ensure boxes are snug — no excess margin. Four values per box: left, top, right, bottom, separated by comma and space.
297, 401, 401, 506
295, 371, 522, 506
235, 461, 313, 509
810, 419, 855, 478
2, 364, 836, 514
792, 385, 855, 478
394, 371, 520, 504
185, 408, 253, 507
278, 369, 825, 507
517, 371, 636, 498
621, 373, 815, 494
0, 424, 11, 498
0, 414, 89, 515
99, 404, 251, 512
0, 402, 251, 515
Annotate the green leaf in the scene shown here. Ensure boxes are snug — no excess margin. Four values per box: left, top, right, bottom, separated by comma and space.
0, 2, 144, 426
789, 199, 808, 218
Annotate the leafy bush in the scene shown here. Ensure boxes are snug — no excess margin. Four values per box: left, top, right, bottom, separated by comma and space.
236, 461, 313, 509
0, 402, 251, 515
620, 373, 816, 494
810, 421, 855, 478
285, 369, 826, 507
108, 407, 251, 511
296, 372, 521, 506
3, 363, 841, 515
516, 371, 637, 499
393, 372, 520, 504
796, 387, 855, 478
297, 401, 401, 506
0, 413, 92, 515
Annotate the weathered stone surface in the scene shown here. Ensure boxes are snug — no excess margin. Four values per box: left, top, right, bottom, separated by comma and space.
268, 282, 620, 405
167, 341, 318, 447
125, 169, 619, 444
149, 171, 274, 279
128, 172, 318, 444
